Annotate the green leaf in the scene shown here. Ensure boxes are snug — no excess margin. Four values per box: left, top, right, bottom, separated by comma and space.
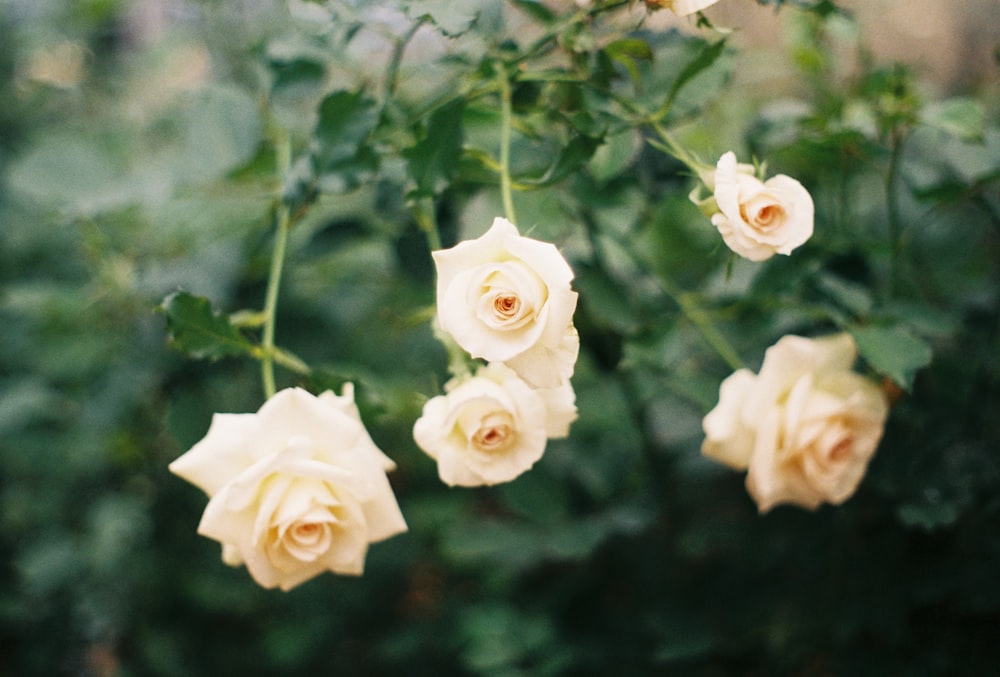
403, 99, 465, 197
7, 133, 123, 215
604, 38, 653, 90
814, 272, 874, 318
850, 324, 933, 390
509, 0, 556, 24
405, 0, 478, 36
177, 85, 262, 182
660, 38, 728, 116
587, 130, 641, 183
158, 291, 257, 360
312, 89, 378, 191
518, 133, 602, 187
920, 98, 985, 143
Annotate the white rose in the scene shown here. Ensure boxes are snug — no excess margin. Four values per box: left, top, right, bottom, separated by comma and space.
413, 363, 577, 487
702, 334, 889, 513
433, 217, 579, 388
644, 0, 721, 15
711, 151, 814, 262
168, 386, 407, 590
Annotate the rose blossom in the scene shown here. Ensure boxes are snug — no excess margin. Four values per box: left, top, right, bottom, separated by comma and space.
433, 217, 579, 388
413, 363, 577, 487
710, 151, 814, 262
169, 386, 407, 590
701, 334, 888, 513
644, 0, 721, 15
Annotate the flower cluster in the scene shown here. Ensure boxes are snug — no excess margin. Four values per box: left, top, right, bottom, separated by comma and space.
414, 217, 580, 487
701, 334, 889, 513
167, 36, 897, 591
169, 386, 407, 590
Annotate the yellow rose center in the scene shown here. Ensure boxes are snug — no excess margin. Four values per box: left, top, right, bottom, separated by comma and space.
472, 412, 516, 453
740, 194, 787, 233
493, 293, 521, 319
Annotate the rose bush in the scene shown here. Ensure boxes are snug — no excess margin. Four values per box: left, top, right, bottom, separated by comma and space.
702, 334, 889, 513
433, 217, 579, 388
708, 151, 814, 262
413, 363, 577, 487
168, 386, 407, 590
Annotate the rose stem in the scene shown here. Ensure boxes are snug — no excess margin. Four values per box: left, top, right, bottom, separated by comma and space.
498, 65, 517, 226
261, 131, 292, 400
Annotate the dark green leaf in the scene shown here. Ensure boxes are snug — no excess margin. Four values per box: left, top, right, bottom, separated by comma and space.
661, 38, 728, 116
604, 38, 654, 90
509, 0, 556, 24
312, 89, 378, 183
158, 291, 257, 360
850, 324, 933, 390
403, 99, 465, 197
519, 133, 602, 187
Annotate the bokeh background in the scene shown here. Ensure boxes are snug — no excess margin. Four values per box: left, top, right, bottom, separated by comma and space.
2, 0, 999, 674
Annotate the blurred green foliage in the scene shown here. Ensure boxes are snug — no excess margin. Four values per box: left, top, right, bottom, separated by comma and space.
2, 0, 999, 675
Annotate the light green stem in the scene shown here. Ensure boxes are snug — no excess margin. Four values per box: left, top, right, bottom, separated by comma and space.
414, 198, 442, 252
261, 134, 293, 399
498, 68, 517, 225
650, 122, 706, 177
658, 273, 746, 373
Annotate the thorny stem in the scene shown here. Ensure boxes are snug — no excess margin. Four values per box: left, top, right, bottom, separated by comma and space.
498, 66, 517, 226
261, 132, 293, 400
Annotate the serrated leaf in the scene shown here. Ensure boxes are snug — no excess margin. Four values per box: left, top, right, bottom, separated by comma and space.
403, 99, 465, 197
850, 324, 933, 391
405, 0, 478, 36
158, 291, 257, 360
921, 98, 985, 143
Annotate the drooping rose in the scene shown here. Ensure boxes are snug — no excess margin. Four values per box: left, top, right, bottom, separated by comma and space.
702, 334, 889, 513
433, 217, 579, 388
413, 363, 577, 487
169, 386, 407, 590
644, 0, 721, 15
710, 151, 814, 262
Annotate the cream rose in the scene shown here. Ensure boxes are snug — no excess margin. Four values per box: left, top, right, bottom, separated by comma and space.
413, 363, 577, 487
710, 151, 814, 262
702, 334, 888, 513
644, 0, 721, 15
168, 386, 407, 590
433, 217, 579, 389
